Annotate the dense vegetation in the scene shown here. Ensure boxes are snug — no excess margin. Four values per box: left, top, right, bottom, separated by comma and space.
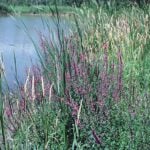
0, 0, 150, 14
0, 0, 150, 7
0, 1, 150, 150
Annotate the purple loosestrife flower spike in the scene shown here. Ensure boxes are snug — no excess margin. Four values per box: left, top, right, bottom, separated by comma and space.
5, 107, 13, 118
92, 130, 102, 144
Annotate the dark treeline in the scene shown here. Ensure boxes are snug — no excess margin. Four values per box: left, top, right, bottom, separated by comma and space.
0, 0, 150, 7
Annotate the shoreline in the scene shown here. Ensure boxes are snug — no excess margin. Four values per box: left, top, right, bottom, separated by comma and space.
0, 5, 79, 16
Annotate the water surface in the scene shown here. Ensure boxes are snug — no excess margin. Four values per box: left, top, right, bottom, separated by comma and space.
0, 15, 70, 90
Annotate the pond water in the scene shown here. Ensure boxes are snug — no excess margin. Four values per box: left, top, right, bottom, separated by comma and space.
0, 15, 71, 91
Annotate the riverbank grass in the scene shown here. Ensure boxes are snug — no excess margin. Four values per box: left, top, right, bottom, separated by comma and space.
8, 5, 79, 15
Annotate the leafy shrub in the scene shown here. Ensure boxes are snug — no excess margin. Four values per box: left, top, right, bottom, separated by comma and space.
0, 3, 12, 14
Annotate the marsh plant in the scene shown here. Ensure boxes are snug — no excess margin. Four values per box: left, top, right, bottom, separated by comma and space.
0, 3, 150, 150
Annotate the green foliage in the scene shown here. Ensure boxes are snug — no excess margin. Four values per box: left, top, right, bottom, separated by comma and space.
9, 5, 79, 15
11, 102, 68, 149
1, 0, 150, 7
0, 3, 12, 14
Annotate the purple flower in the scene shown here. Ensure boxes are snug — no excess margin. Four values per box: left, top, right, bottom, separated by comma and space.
65, 72, 71, 81
102, 42, 109, 50
92, 130, 102, 144
80, 53, 86, 62
73, 62, 80, 76
5, 107, 13, 118
19, 100, 26, 111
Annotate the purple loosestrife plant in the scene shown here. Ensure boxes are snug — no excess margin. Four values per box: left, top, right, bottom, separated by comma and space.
39, 32, 124, 126
113, 49, 123, 101
37, 31, 126, 149
4, 65, 54, 137
5, 106, 13, 118
92, 129, 102, 145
